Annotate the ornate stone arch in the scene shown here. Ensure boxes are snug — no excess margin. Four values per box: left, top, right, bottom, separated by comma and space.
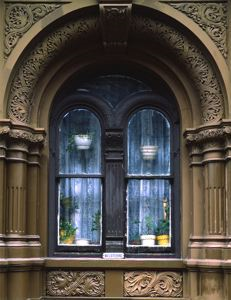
5, 4, 227, 127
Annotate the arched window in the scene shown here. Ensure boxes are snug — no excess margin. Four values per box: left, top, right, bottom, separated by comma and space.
127, 109, 171, 250
49, 74, 180, 257
58, 109, 102, 248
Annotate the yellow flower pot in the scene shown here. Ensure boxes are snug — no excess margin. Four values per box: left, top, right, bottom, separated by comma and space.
62, 235, 75, 244
156, 234, 169, 246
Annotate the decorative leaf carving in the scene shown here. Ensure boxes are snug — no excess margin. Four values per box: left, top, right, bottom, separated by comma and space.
170, 3, 227, 58
47, 271, 105, 297
8, 16, 100, 124
130, 15, 224, 124
7, 13, 224, 125
5, 4, 61, 57
124, 271, 183, 297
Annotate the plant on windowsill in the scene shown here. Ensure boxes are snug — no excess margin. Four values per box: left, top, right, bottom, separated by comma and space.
59, 220, 77, 245
155, 205, 170, 246
140, 215, 156, 246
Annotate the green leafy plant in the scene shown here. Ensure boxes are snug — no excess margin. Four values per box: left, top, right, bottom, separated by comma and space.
66, 135, 75, 152
59, 220, 77, 243
91, 210, 101, 232
144, 215, 154, 235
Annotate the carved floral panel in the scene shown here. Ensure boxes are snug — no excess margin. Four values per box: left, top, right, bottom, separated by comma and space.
124, 271, 183, 297
47, 271, 105, 297
5, 3, 61, 57
170, 3, 227, 59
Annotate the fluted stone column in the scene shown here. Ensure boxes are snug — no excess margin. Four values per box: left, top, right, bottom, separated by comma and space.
185, 122, 231, 300
0, 121, 45, 258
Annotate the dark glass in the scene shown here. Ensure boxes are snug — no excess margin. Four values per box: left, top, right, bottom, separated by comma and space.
128, 109, 170, 175
127, 109, 171, 248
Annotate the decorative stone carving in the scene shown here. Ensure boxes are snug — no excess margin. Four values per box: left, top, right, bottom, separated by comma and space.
7, 13, 224, 125
46, 271, 104, 297
5, 3, 61, 57
124, 271, 183, 297
0, 120, 46, 145
8, 16, 100, 124
184, 123, 231, 145
131, 15, 224, 124
99, 0, 132, 50
169, 3, 227, 59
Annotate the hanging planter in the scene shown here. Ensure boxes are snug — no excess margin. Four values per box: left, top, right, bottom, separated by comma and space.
140, 145, 158, 160
74, 134, 92, 150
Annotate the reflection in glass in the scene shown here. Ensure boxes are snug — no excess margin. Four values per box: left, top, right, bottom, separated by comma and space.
58, 178, 102, 246
59, 109, 101, 174
128, 109, 170, 175
127, 180, 171, 247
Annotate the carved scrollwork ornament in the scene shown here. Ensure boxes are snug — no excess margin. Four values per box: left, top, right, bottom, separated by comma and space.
8, 16, 100, 124
124, 271, 183, 297
5, 3, 61, 57
130, 14, 224, 124
169, 3, 227, 59
7, 13, 224, 125
46, 271, 105, 297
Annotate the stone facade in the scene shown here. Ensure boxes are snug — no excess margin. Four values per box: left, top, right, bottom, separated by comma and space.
0, 1, 230, 299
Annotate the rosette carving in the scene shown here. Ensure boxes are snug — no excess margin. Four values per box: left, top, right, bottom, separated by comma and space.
8, 16, 100, 124
47, 271, 104, 297
170, 3, 227, 59
131, 15, 224, 124
5, 4, 61, 57
124, 271, 183, 297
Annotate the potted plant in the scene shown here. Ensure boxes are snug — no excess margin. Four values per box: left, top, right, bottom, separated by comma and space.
59, 220, 77, 244
155, 206, 170, 246
140, 216, 156, 246
74, 133, 92, 150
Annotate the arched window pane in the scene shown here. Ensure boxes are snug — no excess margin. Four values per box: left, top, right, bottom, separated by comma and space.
59, 109, 101, 174
128, 109, 170, 175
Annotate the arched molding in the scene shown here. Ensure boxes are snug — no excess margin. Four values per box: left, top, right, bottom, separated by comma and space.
4, 2, 63, 58
168, 2, 227, 59
2, 1, 229, 126
133, 0, 230, 118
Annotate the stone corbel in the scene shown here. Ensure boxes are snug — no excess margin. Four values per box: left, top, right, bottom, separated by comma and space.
99, 0, 132, 52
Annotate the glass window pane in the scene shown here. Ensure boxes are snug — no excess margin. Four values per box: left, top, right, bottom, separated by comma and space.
58, 178, 102, 246
127, 179, 171, 247
128, 109, 170, 175
59, 109, 101, 174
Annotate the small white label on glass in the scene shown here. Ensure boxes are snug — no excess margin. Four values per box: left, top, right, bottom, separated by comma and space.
102, 252, 124, 259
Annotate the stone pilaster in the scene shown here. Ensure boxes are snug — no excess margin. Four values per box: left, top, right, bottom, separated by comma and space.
184, 121, 231, 261
0, 120, 45, 258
